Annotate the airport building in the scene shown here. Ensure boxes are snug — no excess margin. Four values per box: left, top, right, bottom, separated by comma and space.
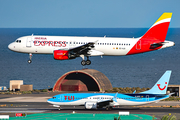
168, 85, 180, 97
9, 80, 33, 91
53, 69, 113, 92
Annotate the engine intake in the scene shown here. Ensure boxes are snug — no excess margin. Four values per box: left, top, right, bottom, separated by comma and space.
85, 102, 97, 109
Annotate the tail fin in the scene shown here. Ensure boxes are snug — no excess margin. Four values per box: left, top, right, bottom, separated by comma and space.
141, 70, 172, 94
141, 13, 172, 42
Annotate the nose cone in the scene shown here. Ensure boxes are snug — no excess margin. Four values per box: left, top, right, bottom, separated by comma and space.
8, 42, 19, 52
47, 99, 50, 103
8, 43, 14, 51
47, 98, 53, 104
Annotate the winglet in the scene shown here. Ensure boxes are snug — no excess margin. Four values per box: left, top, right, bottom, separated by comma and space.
112, 92, 118, 102
141, 13, 172, 42
133, 90, 136, 94
141, 70, 172, 94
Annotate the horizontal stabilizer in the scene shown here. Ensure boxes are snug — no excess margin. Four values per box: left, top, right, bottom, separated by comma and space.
150, 42, 163, 49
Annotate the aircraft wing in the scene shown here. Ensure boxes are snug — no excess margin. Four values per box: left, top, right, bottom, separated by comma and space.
97, 93, 119, 107
97, 99, 113, 107
69, 42, 95, 56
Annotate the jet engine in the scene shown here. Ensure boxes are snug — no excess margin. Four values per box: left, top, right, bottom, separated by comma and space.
85, 102, 97, 109
53, 50, 76, 60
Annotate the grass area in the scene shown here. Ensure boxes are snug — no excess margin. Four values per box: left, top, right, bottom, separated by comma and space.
163, 96, 180, 101
10, 113, 154, 120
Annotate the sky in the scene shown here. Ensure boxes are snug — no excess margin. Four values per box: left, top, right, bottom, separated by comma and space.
0, 0, 179, 28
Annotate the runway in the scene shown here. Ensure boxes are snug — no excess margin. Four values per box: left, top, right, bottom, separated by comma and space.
0, 102, 180, 119
0, 93, 180, 119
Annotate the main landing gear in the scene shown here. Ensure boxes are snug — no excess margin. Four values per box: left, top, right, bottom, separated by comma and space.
80, 55, 91, 66
105, 106, 112, 111
28, 53, 32, 64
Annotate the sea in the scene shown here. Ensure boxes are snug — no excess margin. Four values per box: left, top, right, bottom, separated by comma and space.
0, 28, 180, 90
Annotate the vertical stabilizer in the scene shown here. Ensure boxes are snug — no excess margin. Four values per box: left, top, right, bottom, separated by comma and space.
141, 70, 172, 94
141, 13, 172, 42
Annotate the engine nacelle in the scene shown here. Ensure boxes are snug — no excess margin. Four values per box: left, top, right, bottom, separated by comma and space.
54, 50, 76, 60
85, 102, 97, 109
53, 105, 60, 108
54, 50, 69, 60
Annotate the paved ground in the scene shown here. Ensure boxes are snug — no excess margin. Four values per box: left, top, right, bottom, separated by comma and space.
0, 92, 180, 119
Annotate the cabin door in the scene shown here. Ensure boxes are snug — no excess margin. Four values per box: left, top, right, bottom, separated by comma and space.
136, 40, 141, 50
26, 37, 32, 47
146, 95, 149, 102
60, 96, 63, 101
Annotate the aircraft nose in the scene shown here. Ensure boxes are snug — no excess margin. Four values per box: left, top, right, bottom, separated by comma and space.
8, 43, 17, 51
8, 43, 14, 50
47, 99, 53, 104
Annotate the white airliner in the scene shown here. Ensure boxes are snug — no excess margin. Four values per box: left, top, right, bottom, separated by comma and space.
8, 13, 174, 65
47, 71, 172, 110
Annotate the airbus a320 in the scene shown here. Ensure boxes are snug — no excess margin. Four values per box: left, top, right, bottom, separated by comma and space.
8, 13, 174, 66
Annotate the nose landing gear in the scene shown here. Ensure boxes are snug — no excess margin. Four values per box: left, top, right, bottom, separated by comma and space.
28, 53, 32, 64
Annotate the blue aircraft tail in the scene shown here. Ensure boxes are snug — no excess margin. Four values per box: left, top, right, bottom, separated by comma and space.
141, 70, 172, 94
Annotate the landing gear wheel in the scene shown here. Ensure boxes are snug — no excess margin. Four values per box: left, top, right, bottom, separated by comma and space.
86, 60, 91, 65
81, 60, 86, 66
28, 60, 32, 64
28, 53, 32, 64
106, 106, 112, 111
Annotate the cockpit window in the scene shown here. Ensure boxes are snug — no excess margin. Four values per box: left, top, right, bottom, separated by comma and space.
15, 40, 21, 43
52, 97, 56, 99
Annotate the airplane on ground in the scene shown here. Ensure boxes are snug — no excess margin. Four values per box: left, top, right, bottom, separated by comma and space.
8, 13, 174, 66
47, 70, 172, 110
